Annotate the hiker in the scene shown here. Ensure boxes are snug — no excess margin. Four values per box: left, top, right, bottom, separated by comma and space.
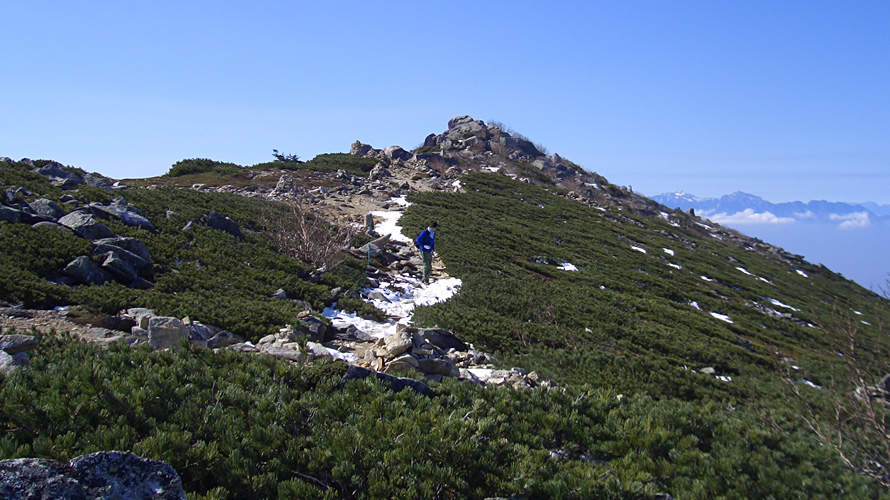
415, 221, 438, 285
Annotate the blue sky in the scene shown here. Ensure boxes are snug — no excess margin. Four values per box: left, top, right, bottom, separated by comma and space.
3, 1, 889, 203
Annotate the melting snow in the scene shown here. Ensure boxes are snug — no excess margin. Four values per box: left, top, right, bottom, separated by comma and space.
662, 248, 675, 256
758, 277, 772, 284
695, 222, 712, 230
689, 301, 701, 310
370, 209, 413, 244
736, 267, 753, 276
389, 195, 411, 207
710, 312, 734, 324
324, 207, 463, 341
801, 379, 822, 390
862, 320, 872, 326
768, 298, 799, 311
631, 246, 647, 254
557, 262, 579, 272
716, 375, 733, 383
668, 263, 682, 270
483, 166, 500, 173
853, 310, 863, 316
452, 180, 462, 189
796, 269, 809, 278
701, 276, 716, 282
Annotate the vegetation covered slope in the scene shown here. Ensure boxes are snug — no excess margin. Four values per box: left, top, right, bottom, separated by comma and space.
2, 159, 889, 499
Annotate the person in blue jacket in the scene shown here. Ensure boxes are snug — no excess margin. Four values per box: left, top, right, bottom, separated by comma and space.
415, 221, 438, 284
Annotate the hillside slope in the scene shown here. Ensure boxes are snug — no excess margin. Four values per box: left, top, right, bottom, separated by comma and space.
1, 118, 889, 498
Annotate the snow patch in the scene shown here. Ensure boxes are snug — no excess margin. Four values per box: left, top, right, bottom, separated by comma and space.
668, 263, 682, 270
631, 246, 647, 254
736, 267, 753, 276
701, 276, 715, 282
768, 298, 799, 312
796, 269, 809, 278
710, 312, 733, 324
557, 262, 579, 272
689, 301, 701, 310
662, 248, 675, 256
801, 379, 822, 390
370, 210, 412, 243
452, 180, 462, 189
483, 166, 500, 173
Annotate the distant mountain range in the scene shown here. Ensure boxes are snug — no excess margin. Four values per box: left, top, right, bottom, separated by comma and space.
652, 191, 890, 228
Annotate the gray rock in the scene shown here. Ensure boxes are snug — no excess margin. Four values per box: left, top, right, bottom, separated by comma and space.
0, 334, 38, 354
330, 325, 376, 342
94, 237, 151, 263
63, 253, 110, 286
350, 140, 375, 156
89, 199, 155, 232
58, 211, 115, 240
32, 221, 70, 231
383, 146, 411, 162
699, 367, 717, 376
0, 451, 186, 500
28, 198, 64, 219
92, 243, 150, 272
340, 365, 433, 396
147, 316, 190, 351
416, 358, 460, 377
34, 163, 84, 189
416, 328, 467, 351
11, 352, 30, 367
0, 205, 22, 223
83, 173, 113, 189
296, 315, 327, 342
384, 331, 413, 357
305, 341, 333, 360
0, 351, 15, 374
261, 345, 305, 362
206, 331, 241, 349
126, 308, 155, 329
99, 251, 139, 284
184, 211, 241, 238
271, 288, 288, 300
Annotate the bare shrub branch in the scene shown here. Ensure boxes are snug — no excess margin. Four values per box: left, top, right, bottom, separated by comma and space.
261, 195, 354, 270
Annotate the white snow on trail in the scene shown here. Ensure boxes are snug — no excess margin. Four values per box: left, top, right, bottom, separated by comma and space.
370, 211, 413, 244
325, 199, 463, 343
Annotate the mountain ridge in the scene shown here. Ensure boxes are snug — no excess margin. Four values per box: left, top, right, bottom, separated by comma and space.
2, 116, 889, 498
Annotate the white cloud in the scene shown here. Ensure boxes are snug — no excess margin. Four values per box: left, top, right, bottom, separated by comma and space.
794, 210, 815, 219
710, 209, 795, 225
829, 212, 870, 229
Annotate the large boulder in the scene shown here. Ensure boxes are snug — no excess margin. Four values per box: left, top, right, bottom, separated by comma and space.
98, 251, 139, 285
0, 205, 22, 223
92, 243, 151, 273
34, 163, 83, 189
415, 328, 467, 351
61, 255, 104, 286
89, 198, 155, 232
383, 146, 411, 162
0, 451, 186, 500
27, 198, 64, 220
58, 211, 115, 240
183, 211, 241, 238
340, 365, 433, 396
94, 237, 151, 264
147, 317, 190, 350
350, 141, 375, 156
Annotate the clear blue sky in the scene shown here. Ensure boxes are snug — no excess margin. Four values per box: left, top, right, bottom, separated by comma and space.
3, 1, 888, 204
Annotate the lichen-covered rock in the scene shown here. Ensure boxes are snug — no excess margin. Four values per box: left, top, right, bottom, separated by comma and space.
0, 451, 186, 500
0, 334, 38, 354
147, 316, 190, 351
58, 211, 115, 240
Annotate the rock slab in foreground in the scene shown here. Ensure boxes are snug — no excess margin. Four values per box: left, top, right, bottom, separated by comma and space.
0, 451, 186, 500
